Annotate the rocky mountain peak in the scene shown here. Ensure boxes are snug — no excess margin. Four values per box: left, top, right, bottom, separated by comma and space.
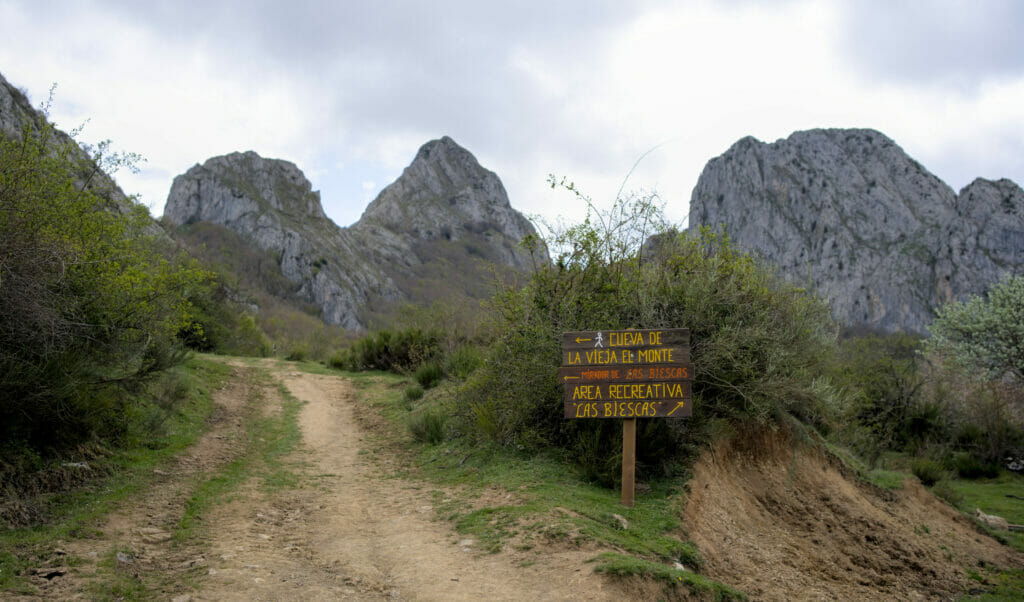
164, 136, 541, 329
689, 127, 1024, 333
357, 137, 535, 267
165, 151, 328, 229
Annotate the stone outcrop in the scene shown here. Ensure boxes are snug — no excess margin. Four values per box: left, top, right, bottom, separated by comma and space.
689, 128, 1024, 333
164, 137, 542, 330
358, 136, 536, 270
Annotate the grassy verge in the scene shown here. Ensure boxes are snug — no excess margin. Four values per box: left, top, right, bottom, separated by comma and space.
0, 356, 231, 594
341, 369, 744, 599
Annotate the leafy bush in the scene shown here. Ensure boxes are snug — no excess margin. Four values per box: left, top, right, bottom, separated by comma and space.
408, 408, 447, 444
414, 362, 444, 389
405, 384, 424, 401
445, 345, 484, 380
828, 332, 934, 456
0, 105, 207, 453
285, 347, 308, 362
456, 185, 838, 483
927, 274, 1024, 381
335, 328, 441, 373
949, 452, 1000, 480
931, 480, 964, 507
910, 458, 945, 486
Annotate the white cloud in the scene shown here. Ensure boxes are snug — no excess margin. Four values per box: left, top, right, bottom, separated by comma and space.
1, 0, 1022, 230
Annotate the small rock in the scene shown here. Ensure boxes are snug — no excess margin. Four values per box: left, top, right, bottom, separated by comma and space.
208, 568, 218, 576
116, 552, 133, 565
30, 567, 67, 580
139, 528, 172, 544
612, 513, 629, 530
976, 509, 1010, 531
171, 595, 191, 602
673, 561, 691, 572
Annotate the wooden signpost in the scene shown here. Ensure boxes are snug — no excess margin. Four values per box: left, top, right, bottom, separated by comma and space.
560, 328, 692, 507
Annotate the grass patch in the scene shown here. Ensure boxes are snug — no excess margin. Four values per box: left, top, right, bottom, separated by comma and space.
960, 568, 1024, 601
592, 552, 745, 600
0, 356, 231, 594
941, 472, 1024, 553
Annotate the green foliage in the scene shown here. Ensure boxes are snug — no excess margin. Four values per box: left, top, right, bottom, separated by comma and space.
0, 107, 208, 454
948, 452, 1000, 480
457, 184, 837, 482
828, 332, 938, 462
910, 458, 945, 486
405, 384, 425, 401
445, 344, 484, 380
927, 274, 1024, 381
407, 408, 447, 444
591, 552, 746, 600
285, 347, 308, 362
335, 328, 441, 373
414, 361, 444, 389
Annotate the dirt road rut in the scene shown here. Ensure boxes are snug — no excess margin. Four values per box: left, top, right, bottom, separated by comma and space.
193, 365, 617, 601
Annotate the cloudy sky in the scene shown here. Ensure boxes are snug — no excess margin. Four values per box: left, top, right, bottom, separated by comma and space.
2, 0, 1022, 228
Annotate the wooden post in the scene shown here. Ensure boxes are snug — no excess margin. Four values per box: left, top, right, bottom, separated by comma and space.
622, 417, 636, 507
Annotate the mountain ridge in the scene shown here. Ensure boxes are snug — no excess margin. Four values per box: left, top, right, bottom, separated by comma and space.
164, 137, 542, 330
689, 128, 1024, 333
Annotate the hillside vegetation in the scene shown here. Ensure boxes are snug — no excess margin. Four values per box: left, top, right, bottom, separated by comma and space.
0, 112, 207, 469
340, 181, 1024, 515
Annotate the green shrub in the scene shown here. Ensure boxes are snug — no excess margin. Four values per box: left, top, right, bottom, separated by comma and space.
408, 408, 447, 444
285, 347, 308, 362
911, 458, 944, 486
950, 453, 1000, 480
414, 362, 444, 389
932, 480, 964, 507
405, 385, 424, 401
828, 332, 935, 454
927, 274, 1024, 381
338, 328, 441, 373
0, 101, 207, 454
327, 350, 347, 370
445, 344, 484, 380
456, 186, 838, 483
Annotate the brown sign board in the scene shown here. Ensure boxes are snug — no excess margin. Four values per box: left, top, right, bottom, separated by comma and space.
564, 396, 692, 419
561, 346, 689, 367
564, 380, 691, 403
561, 328, 689, 351
558, 363, 693, 384
560, 327, 693, 420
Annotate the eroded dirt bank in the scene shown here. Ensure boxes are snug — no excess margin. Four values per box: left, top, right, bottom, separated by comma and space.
683, 429, 1023, 600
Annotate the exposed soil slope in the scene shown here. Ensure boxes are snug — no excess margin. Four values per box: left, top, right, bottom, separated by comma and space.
683, 429, 1022, 600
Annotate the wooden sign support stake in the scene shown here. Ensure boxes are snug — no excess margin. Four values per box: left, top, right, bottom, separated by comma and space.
622, 417, 636, 507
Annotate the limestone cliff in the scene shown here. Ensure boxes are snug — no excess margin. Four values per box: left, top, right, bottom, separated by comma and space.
164, 138, 542, 330
689, 128, 1024, 333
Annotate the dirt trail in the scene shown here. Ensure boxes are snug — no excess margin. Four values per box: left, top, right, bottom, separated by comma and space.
194, 364, 620, 601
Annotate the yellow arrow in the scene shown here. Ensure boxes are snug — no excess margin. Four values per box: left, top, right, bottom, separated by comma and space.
667, 401, 687, 416
563, 376, 579, 380
575, 337, 592, 343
